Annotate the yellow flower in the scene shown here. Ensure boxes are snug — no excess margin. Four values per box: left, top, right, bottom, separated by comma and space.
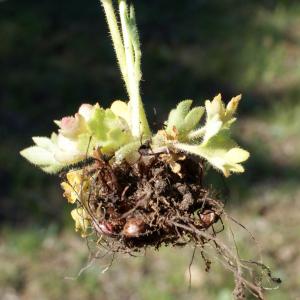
71, 207, 90, 237
61, 170, 89, 203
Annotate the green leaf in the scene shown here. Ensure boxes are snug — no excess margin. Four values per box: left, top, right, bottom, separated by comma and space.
110, 100, 131, 125
76, 133, 94, 154
21, 132, 87, 174
202, 117, 223, 143
32, 137, 55, 150
87, 106, 107, 141
20, 146, 56, 166
183, 106, 204, 133
164, 100, 205, 143
174, 131, 249, 177
41, 165, 63, 174
87, 106, 133, 154
102, 127, 132, 153
202, 94, 242, 142
115, 140, 140, 163
166, 100, 193, 134
21, 102, 139, 175
205, 94, 226, 122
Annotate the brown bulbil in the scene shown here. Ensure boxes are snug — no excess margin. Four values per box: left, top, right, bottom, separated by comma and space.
199, 210, 217, 228
93, 220, 115, 236
93, 219, 125, 236
122, 218, 146, 237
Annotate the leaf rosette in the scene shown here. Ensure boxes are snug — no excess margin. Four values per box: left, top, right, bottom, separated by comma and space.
20, 101, 134, 173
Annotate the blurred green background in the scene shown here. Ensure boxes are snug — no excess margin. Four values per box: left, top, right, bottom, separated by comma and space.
1, 0, 300, 299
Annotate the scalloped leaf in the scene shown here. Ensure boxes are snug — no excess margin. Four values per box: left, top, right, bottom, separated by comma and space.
110, 100, 131, 125
21, 132, 86, 174
87, 106, 106, 140
87, 106, 133, 154
183, 106, 205, 133
166, 100, 193, 134
174, 131, 249, 177
165, 100, 205, 141
20, 146, 56, 166
188, 94, 242, 142
32, 137, 55, 150
21, 102, 138, 174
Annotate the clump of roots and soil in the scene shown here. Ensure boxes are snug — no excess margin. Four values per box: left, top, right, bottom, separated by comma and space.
81, 147, 223, 251
63, 145, 281, 300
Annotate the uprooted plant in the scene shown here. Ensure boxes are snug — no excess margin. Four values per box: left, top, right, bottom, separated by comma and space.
20, 1, 280, 299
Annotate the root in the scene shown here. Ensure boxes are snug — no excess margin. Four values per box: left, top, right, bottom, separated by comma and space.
75, 148, 224, 252
61, 144, 280, 299
188, 245, 197, 291
171, 221, 264, 300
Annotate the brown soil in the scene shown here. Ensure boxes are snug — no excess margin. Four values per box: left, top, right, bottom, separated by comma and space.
80, 147, 223, 253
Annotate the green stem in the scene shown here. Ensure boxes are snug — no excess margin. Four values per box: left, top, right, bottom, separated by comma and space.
101, 0, 151, 138
100, 0, 129, 92
128, 5, 151, 138
129, 5, 142, 83
119, 0, 140, 137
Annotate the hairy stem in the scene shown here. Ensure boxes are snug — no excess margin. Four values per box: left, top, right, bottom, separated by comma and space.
129, 5, 142, 83
119, 0, 141, 137
101, 0, 151, 138
128, 4, 151, 138
100, 0, 129, 93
